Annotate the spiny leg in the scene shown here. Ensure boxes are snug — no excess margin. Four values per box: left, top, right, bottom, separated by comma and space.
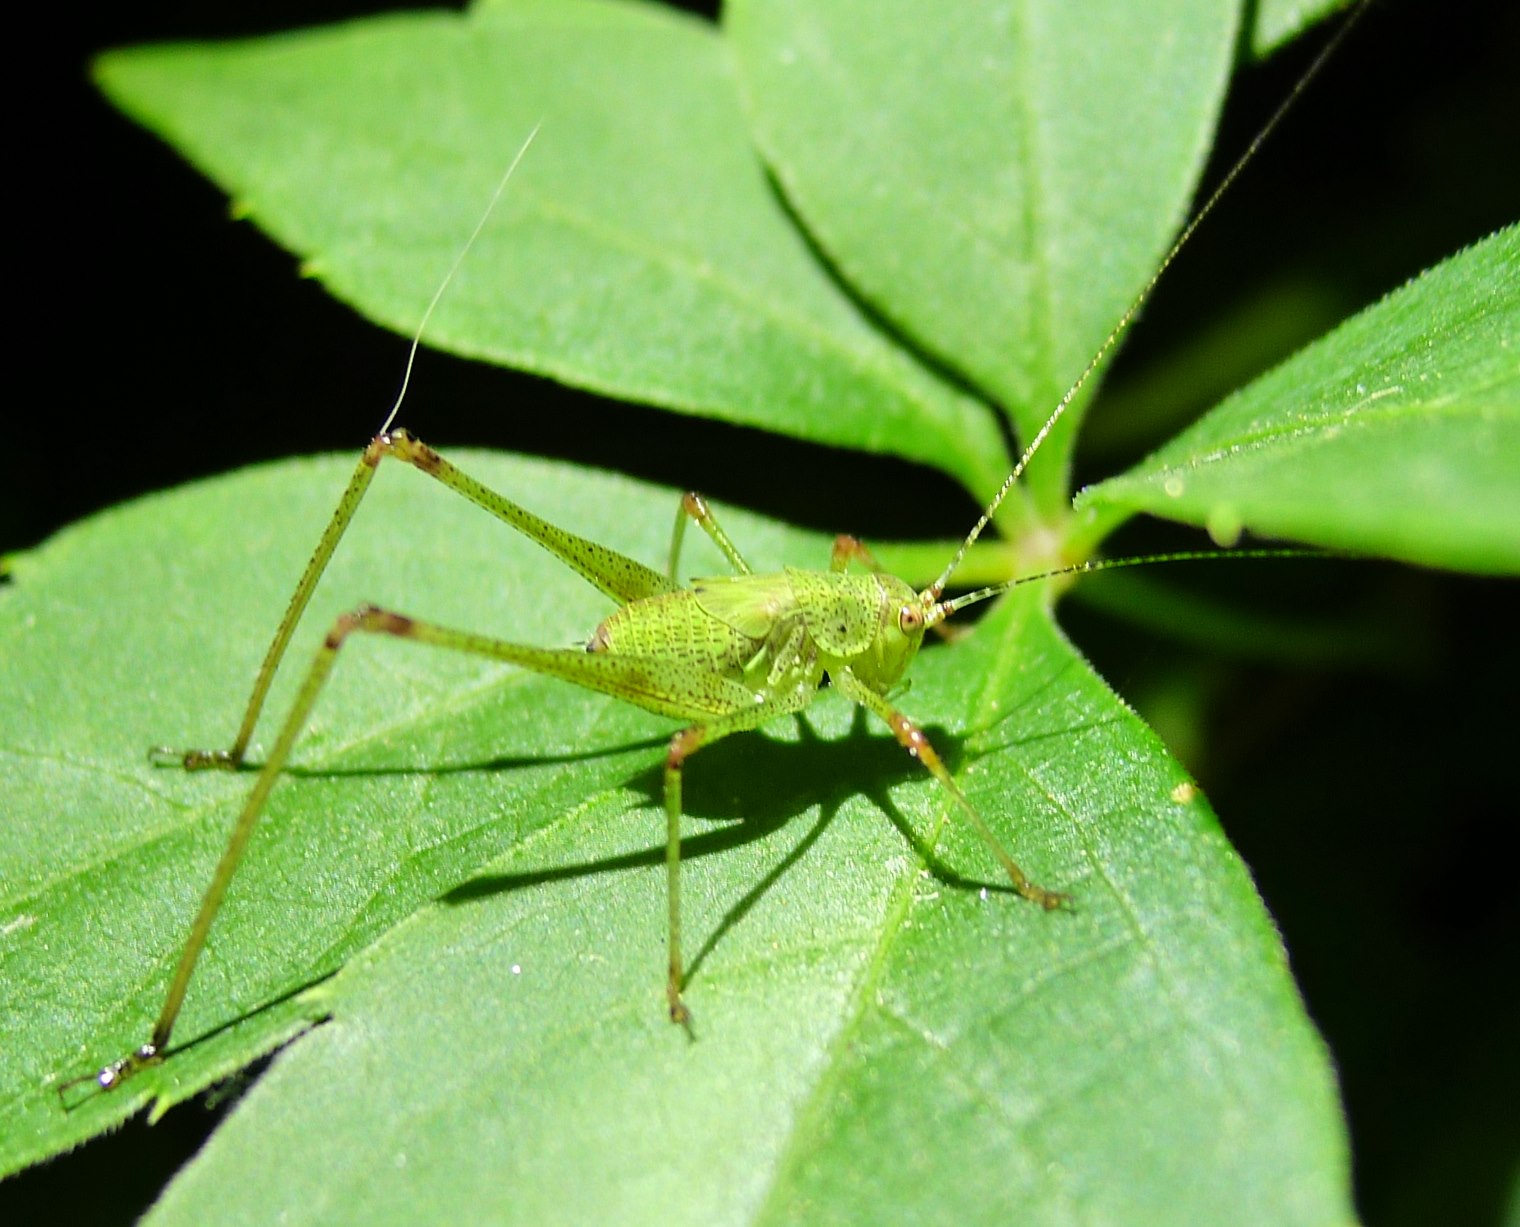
660, 686, 818, 1027
829, 534, 885, 574
130, 605, 423, 1079
667, 491, 752, 582
160, 429, 674, 773
383, 432, 676, 606
663, 725, 705, 1027
157, 447, 383, 771
831, 668, 1066, 909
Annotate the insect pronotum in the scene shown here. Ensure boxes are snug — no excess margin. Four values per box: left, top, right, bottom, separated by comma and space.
61, 3, 1369, 1098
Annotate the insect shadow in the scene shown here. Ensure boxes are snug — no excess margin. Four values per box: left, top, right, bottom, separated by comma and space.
443, 704, 1012, 992
270, 730, 674, 781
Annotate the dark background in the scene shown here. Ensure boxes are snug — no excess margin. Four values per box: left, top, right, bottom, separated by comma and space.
9, 1, 1517, 1222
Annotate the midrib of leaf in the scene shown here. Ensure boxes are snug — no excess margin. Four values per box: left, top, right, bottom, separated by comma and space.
746, 805, 930, 1219
1162, 393, 1486, 470
749, 591, 1055, 1216
1008, 0, 1057, 437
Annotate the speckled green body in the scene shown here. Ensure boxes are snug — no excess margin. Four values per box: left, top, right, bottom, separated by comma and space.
586, 569, 926, 722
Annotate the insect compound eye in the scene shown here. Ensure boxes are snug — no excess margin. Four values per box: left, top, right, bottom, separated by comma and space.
898, 605, 923, 634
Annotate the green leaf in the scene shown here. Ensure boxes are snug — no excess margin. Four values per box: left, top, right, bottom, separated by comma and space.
92, 1, 1007, 496
2, 454, 1351, 1223
726, 0, 1239, 508
1079, 225, 1520, 574
1250, 0, 1357, 58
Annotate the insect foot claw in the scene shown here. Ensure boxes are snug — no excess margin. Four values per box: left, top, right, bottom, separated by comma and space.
181, 748, 239, 771
148, 746, 240, 771
667, 988, 695, 1037
1022, 884, 1072, 912
56, 1043, 161, 1107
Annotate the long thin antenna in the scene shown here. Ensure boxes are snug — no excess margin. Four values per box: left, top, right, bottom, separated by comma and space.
929, 547, 1333, 624
928, 2, 1371, 600
378, 120, 543, 435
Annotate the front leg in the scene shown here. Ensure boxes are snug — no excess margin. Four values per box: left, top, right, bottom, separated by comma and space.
831, 668, 1067, 910
667, 491, 752, 582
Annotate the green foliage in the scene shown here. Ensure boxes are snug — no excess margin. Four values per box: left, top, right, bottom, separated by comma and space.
2, 457, 1353, 1223
1250, 0, 1360, 55
1082, 227, 1520, 572
4, 1, 1515, 1223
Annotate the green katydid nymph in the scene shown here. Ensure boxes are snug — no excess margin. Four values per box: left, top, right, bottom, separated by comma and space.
60, 4, 1368, 1100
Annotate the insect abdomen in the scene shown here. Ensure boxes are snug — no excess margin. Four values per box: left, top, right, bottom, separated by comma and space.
589, 590, 761, 675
